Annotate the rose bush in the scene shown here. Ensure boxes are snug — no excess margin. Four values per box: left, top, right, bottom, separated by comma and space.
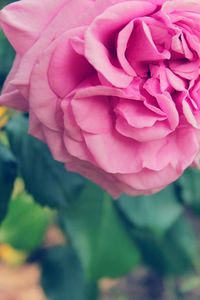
0, 0, 200, 197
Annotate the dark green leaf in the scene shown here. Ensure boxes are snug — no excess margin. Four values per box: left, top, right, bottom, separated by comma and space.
118, 186, 183, 235
6, 115, 84, 209
0, 30, 15, 87
0, 192, 52, 251
132, 216, 199, 276
178, 168, 200, 214
60, 182, 140, 280
0, 143, 17, 223
0, 0, 16, 10
40, 246, 96, 300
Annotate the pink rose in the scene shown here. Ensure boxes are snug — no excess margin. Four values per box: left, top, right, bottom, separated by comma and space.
1, 0, 200, 197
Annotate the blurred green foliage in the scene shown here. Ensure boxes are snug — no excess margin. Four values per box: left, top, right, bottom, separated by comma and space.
60, 182, 140, 280
0, 0, 15, 9
0, 143, 17, 222
118, 186, 183, 235
6, 115, 84, 209
0, 192, 52, 251
1, 1, 200, 300
0, 30, 15, 87
179, 168, 200, 214
40, 245, 97, 300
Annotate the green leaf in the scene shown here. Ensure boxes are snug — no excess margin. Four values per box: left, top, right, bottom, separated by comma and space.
0, 30, 15, 87
178, 168, 200, 214
132, 216, 199, 276
40, 246, 97, 300
0, 0, 15, 10
118, 186, 183, 235
0, 143, 17, 223
0, 192, 52, 251
6, 115, 84, 209
60, 182, 140, 280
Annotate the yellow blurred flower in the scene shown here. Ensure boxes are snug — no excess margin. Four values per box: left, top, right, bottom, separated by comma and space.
0, 106, 9, 128
0, 244, 27, 266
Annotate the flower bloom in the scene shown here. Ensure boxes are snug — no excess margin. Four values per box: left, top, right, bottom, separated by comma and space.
1, 0, 200, 197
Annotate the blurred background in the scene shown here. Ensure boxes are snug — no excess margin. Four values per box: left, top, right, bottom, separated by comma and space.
1, 1, 200, 300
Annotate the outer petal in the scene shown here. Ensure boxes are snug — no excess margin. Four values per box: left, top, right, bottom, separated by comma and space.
0, 55, 28, 110
29, 45, 60, 131
116, 164, 181, 192
65, 159, 123, 198
0, 0, 67, 54
0, 90, 27, 111
65, 158, 149, 198
1, 0, 104, 96
83, 131, 142, 173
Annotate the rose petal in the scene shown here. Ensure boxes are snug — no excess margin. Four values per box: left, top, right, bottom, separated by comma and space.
144, 78, 179, 129
71, 94, 113, 134
0, 90, 27, 111
0, 0, 67, 54
84, 131, 142, 173
29, 46, 60, 131
117, 21, 136, 76
166, 68, 186, 91
115, 100, 166, 128
116, 116, 171, 141
126, 20, 170, 63
0, 55, 28, 110
85, 1, 157, 87
116, 164, 181, 192
182, 99, 199, 128
64, 134, 94, 162
48, 28, 93, 98
61, 100, 82, 142
6, 0, 101, 95
169, 61, 200, 80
